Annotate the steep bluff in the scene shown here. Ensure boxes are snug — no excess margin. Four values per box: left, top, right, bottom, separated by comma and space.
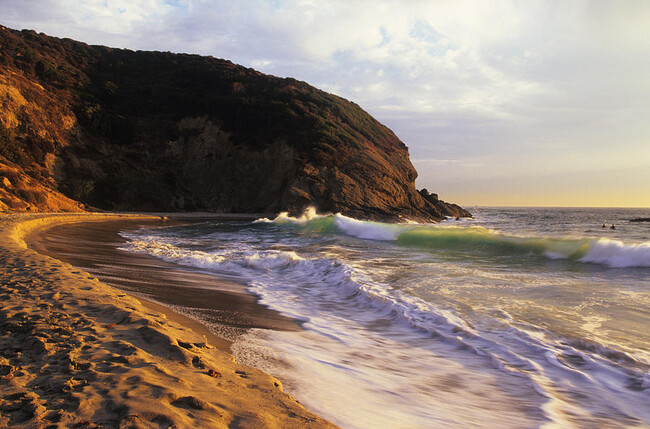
0, 26, 470, 221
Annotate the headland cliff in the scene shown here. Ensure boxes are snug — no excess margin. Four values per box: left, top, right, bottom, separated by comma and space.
0, 26, 470, 221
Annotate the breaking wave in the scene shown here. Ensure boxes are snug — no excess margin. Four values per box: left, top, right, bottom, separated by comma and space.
119, 208, 650, 427
258, 209, 650, 268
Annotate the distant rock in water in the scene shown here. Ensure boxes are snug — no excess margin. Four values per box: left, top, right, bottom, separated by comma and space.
0, 26, 470, 221
630, 218, 650, 222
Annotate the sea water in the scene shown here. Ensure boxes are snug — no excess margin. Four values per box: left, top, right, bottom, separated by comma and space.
121, 207, 650, 428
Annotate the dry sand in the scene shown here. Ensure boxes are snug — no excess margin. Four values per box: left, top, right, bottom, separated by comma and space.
0, 213, 337, 428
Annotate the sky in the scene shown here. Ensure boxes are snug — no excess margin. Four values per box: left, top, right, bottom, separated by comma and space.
2, 0, 649, 207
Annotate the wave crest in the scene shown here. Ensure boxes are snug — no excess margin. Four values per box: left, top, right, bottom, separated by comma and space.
256, 208, 650, 268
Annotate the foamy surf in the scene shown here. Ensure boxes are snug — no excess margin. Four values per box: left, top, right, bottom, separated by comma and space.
257, 208, 650, 268
120, 206, 650, 428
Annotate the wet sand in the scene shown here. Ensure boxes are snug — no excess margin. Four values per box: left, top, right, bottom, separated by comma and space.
0, 213, 336, 428
27, 216, 301, 350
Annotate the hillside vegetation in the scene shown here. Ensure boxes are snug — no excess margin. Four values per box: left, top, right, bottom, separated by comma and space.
0, 26, 469, 220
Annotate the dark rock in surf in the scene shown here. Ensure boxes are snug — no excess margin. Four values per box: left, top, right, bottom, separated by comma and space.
419, 189, 438, 202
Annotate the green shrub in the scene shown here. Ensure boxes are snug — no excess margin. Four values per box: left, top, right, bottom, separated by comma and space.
17, 186, 47, 204
0, 125, 28, 166
69, 178, 95, 201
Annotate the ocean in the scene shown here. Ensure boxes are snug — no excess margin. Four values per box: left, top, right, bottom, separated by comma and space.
120, 207, 650, 428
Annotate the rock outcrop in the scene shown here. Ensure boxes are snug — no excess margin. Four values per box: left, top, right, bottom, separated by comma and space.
0, 26, 470, 221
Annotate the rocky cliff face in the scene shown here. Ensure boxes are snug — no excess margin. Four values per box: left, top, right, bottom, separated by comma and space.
0, 26, 470, 221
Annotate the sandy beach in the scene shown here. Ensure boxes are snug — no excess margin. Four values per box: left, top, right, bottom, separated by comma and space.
0, 213, 336, 428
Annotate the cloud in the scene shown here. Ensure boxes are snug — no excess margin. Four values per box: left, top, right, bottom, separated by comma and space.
1, 0, 649, 206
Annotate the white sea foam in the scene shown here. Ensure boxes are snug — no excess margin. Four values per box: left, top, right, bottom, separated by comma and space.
149, 240, 639, 427
332, 215, 405, 241
579, 239, 650, 268
254, 206, 324, 224
119, 208, 650, 427
122, 235, 480, 344
126, 238, 226, 267
258, 208, 650, 268
124, 237, 306, 275
258, 207, 412, 241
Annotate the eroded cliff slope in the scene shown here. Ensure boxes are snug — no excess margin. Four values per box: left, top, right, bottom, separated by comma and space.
0, 26, 469, 221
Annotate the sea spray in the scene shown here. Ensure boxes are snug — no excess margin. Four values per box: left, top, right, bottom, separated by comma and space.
120, 206, 650, 428
257, 208, 650, 268
578, 239, 650, 268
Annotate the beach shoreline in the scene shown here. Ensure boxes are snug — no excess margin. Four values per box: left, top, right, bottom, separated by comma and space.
0, 212, 336, 428
27, 214, 302, 351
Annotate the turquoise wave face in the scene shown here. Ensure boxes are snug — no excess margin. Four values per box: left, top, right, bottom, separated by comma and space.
397, 226, 593, 259
262, 209, 650, 268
